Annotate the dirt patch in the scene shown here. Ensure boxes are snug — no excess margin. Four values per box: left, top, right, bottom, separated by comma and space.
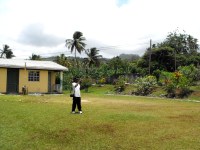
160, 134, 178, 141
167, 114, 199, 122
82, 99, 90, 103
92, 123, 116, 135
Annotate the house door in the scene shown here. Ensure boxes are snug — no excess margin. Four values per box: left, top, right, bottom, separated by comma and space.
7, 69, 19, 94
48, 72, 51, 93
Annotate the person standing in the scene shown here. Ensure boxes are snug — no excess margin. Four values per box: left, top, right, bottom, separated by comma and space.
71, 78, 82, 114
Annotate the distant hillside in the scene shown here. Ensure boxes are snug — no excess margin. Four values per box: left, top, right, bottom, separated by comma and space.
42, 54, 140, 62
42, 56, 57, 61
118, 54, 140, 61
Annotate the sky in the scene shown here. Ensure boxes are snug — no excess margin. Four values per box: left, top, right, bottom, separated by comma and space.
0, 0, 200, 59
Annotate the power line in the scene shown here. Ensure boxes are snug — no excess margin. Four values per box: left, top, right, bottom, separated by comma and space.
21, 42, 150, 57
14, 41, 154, 58
16, 50, 72, 58
95, 42, 150, 50
38, 51, 71, 56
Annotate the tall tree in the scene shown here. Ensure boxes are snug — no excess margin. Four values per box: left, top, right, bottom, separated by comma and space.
29, 54, 41, 60
5, 50, 15, 59
0, 45, 15, 59
159, 31, 199, 54
108, 56, 124, 76
85, 47, 102, 68
56, 54, 71, 67
187, 35, 199, 54
65, 31, 86, 66
156, 30, 199, 70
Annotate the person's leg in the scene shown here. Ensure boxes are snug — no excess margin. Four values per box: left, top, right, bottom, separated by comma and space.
72, 97, 76, 113
77, 97, 82, 112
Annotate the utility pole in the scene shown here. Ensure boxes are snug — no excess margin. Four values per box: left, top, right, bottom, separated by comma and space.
174, 48, 176, 71
149, 39, 152, 75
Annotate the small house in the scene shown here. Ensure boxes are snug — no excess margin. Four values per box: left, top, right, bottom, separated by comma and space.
0, 59, 68, 94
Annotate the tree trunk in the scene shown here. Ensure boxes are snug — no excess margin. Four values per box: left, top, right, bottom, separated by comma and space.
75, 49, 78, 68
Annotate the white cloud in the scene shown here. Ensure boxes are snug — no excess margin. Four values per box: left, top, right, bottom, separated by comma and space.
0, 0, 200, 59
18, 23, 64, 47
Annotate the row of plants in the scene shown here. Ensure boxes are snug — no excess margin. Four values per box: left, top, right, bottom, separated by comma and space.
114, 64, 200, 98
61, 63, 200, 99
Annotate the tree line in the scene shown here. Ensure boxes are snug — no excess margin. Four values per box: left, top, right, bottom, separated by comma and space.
60, 30, 200, 98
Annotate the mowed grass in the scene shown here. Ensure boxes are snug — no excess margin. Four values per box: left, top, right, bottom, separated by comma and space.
0, 92, 200, 149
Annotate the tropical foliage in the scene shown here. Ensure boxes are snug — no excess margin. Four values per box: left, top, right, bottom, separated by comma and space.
134, 76, 157, 96
65, 31, 86, 66
61, 30, 200, 98
84, 47, 102, 68
29, 53, 41, 60
114, 75, 128, 93
138, 31, 200, 74
0, 45, 15, 59
160, 71, 191, 98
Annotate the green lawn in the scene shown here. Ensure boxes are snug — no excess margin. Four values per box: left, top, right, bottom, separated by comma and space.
0, 91, 200, 149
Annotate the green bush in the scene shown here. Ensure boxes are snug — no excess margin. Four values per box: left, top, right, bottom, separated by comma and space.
160, 71, 192, 98
98, 77, 106, 86
81, 77, 93, 92
152, 69, 161, 83
178, 64, 200, 85
160, 71, 176, 97
63, 72, 73, 90
114, 76, 128, 93
134, 76, 157, 96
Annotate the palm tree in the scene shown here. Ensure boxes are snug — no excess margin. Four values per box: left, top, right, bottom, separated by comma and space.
56, 54, 71, 67
65, 31, 86, 66
5, 50, 15, 58
85, 47, 102, 68
29, 53, 41, 60
83, 47, 102, 77
0, 45, 15, 59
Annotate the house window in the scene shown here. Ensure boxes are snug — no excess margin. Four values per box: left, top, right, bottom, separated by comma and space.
28, 71, 40, 81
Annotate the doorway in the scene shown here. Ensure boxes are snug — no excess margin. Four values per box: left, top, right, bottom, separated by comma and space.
7, 69, 19, 93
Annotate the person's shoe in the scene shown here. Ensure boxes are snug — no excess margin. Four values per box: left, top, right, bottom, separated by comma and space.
71, 111, 75, 114
79, 111, 82, 114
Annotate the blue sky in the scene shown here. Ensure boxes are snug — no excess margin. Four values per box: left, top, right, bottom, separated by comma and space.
116, 0, 129, 7
0, 0, 200, 59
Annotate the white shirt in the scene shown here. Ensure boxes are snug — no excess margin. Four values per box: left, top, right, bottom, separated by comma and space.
72, 82, 81, 97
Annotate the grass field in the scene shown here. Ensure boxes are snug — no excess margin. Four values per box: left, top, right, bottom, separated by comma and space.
0, 87, 200, 149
